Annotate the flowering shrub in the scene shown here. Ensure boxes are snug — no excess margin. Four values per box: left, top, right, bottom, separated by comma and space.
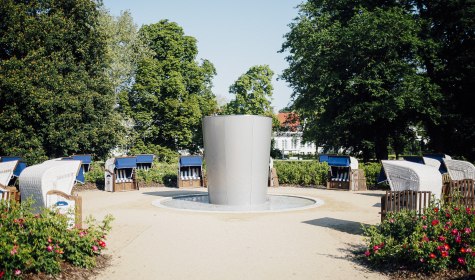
363, 201, 475, 272
0, 199, 113, 278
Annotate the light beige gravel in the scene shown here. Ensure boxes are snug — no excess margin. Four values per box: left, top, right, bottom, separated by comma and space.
80, 187, 388, 280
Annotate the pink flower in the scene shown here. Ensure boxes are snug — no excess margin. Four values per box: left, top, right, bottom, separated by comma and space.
92, 245, 98, 252
14, 269, 21, 276
444, 244, 450, 251
446, 213, 451, 218
47, 245, 53, 252
422, 236, 430, 242
373, 245, 380, 251
456, 236, 462, 243
422, 216, 427, 220
466, 207, 471, 214
389, 218, 395, 223
452, 229, 459, 236
431, 220, 439, 226
467, 248, 473, 253
465, 228, 472, 234
422, 225, 428, 230
10, 246, 18, 256
458, 257, 466, 266
48, 237, 52, 243
420, 258, 424, 263
454, 207, 460, 212
364, 250, 370, 257
439, 236, 446, 242
79, 231, 86, 237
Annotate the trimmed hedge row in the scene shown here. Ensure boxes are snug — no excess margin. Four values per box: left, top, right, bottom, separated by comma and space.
274, 160, 329, 186
274, 160, 383, 188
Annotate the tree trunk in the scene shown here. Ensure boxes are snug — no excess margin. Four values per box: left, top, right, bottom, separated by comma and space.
375, 135, 389, 161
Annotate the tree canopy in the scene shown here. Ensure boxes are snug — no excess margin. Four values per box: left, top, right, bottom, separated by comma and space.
281, 0, 451, 161
0, 0, 121, 163
128, 20, 217, 151
224, 65, 274, 116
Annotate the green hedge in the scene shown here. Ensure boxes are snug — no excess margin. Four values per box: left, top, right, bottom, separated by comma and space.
274, 160, 329, 186
360, 162, 383, 189
136, 162, 177, 187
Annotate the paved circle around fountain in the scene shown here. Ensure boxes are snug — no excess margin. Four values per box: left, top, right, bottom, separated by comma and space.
152, 194, 323, 213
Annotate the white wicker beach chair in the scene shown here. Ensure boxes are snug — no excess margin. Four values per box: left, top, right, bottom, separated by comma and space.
443, 159, 475, 181
19, 160, 81, 211
381, 160, 443, 200
0, 160, 18, 189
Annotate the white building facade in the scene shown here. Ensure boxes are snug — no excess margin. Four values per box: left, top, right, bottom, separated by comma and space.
273, 131, 322, 156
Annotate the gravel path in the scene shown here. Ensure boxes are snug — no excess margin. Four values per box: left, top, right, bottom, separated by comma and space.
79, 186, 388, 280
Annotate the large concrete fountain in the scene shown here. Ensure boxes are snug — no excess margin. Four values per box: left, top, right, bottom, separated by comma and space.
203, 115, 272, 206
153, 114, 321, 212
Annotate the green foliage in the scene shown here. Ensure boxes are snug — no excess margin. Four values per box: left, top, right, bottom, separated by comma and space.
224, 65, 274, 116
129, 141, 179, 164
274, 160, 328, 186
136, 162, 177, 187
360, 162, 383, 189
85, 162, 105, 186
129, 20, 218, 151
0, 200, 113, 278
363, 202, 475, 273
281, 2, 441, 161
0, 0, 122, 163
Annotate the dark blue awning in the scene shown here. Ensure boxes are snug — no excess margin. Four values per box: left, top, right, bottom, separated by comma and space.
136, 154, 154, 164
403, 156, 425, 164
72, 154, 92, 164
115, 157, 137, 169
180, 156, 202, 167
319, 155, 350, 167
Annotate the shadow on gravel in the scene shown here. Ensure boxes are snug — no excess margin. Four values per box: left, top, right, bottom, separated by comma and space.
303, 217, 371, 235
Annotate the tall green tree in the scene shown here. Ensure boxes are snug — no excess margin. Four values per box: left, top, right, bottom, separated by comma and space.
129, 20, 217, 151
98, 9, 153, 152
281, 1, 441, 161
224, 65, 274, 115
0, 0, 121, 163
416, 0, 475, 160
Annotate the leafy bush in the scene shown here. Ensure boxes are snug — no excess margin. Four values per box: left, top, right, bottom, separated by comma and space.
136, 162, 177, 187
363, 201, 475, 273
274, 160, 328, 186
129, 142, 179, 164
361, 162, 383, 189
85, 161, 105, 185
0, 200, 113, 278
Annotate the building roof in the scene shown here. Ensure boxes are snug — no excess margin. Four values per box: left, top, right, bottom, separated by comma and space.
277, 112, 300, 131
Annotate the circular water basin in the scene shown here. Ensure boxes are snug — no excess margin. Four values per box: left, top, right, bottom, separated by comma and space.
153, 194, 323, 213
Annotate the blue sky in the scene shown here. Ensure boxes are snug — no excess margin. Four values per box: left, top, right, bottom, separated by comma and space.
103, 0, 302, 111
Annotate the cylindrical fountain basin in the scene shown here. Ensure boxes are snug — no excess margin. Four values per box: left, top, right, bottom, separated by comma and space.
203, 115, 272, 206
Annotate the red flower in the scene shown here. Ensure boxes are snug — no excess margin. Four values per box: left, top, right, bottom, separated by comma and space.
434, 207, 439, 213
0, 271, 4, 278
466, 207, 471, 214
14, 270, 21, 276
373, 245, 380, 251
444, 244, 450, 251
364, 250, 370, 257
458, 257, 466, 266
452, 229, 459, 236
441, 251, 449, 258
465, 228, 472, 234
456, 236, 462, 243
46, 245, 53, 252
439, 236, 446, 242
98, 240, 106, 248
432, 220, 439, 226
454, 207, 460, 211
446, 213, 451, 218
429, 253, 436, 259
422, 236, 430, 242
461, 248, 467, 253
